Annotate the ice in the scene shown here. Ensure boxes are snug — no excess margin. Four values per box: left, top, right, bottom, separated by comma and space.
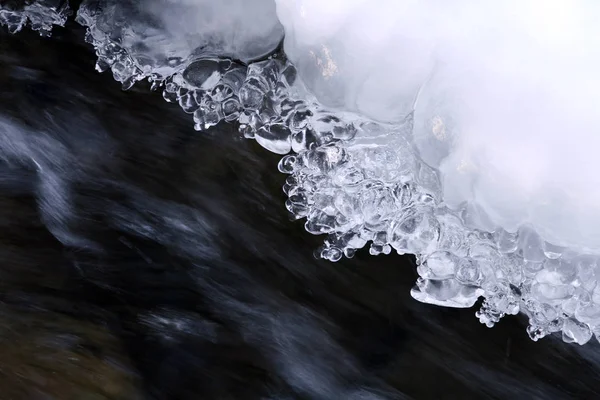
0, 0, 70, 35
275, 0, 439, 122
267, 1, 600, 343
76, 0, 283, 88
6, 0, 600, 344
136, 44, 600, 344
275, 0, 600, 251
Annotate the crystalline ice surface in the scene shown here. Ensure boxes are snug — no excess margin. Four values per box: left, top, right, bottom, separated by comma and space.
11, 0, 600, 344
0, 0, 70, 35
271, 0, 600, 343
276, 0, 600, 252
77, 0, 284, 86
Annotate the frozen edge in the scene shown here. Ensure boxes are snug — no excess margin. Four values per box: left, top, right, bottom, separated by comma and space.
0, 1, 70, 36
6, 2, 600, 345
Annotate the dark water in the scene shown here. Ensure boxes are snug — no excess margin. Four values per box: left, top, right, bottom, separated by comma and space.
0, 18, 600, 400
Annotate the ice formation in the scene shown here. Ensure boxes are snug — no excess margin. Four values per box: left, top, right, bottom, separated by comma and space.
276, 0, 600, 250
0, 0, 70, 35
76, 0, 283, 88
6, 0, 600, 345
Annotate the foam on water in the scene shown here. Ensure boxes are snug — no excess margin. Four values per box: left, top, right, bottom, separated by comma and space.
6, 0, 600, 345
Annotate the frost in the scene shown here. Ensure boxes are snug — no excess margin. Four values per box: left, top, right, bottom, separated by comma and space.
0, 0, 70, 35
